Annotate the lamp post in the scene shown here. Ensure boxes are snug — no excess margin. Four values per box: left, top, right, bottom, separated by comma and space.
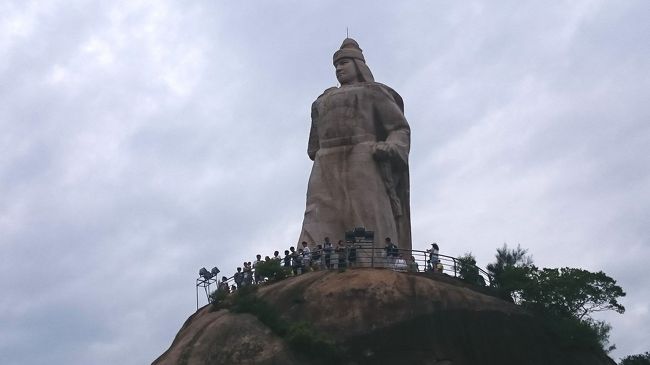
196, 266, 219, 310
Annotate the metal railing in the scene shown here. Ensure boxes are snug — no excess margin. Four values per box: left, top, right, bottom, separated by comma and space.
294, 245, 491, 284
196, 245, 492, 309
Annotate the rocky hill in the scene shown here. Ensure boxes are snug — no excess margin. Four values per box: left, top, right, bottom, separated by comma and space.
153, 269, 616, 365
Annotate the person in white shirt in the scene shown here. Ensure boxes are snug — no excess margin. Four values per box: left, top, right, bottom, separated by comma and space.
393, 254, 408, 272
429, 243, 439, 265
301, 241, 311, 268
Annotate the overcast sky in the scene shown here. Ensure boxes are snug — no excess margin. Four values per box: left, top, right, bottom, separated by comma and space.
1, 1, 648, 364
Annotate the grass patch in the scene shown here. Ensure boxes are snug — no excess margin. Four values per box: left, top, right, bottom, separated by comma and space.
212, 285, 343, 362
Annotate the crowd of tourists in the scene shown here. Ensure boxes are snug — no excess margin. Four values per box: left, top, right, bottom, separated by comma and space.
215, 239, 444, 294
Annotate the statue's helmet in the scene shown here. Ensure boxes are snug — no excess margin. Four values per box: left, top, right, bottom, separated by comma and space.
333, 38, 375, 82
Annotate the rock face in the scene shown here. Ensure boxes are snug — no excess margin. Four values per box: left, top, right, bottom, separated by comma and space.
153, 269, 615, 365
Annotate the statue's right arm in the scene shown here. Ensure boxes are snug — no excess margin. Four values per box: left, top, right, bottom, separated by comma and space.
307, 88, 335, 161
307, 100, 319, 161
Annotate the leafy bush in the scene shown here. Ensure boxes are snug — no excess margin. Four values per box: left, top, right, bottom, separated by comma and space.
620, 352, 650, 365
285, 321, 341, 361
208, 289, 229, 308
457, 253, 485, 286
229, 287, 288, 336
539, 315, 614, 352
254, 259, 292, 282
216, 283, 342, 362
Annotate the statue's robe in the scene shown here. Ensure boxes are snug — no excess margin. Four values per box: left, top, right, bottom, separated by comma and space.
299, 82, 412, 250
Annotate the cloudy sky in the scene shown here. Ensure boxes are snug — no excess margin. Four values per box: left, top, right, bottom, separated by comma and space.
1, 1, 648, 363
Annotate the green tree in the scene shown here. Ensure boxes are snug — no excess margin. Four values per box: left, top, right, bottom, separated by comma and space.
518, 267, 625, 352
487, 244, 535, 303
521, 267, 626, 320
457, 252, 485, 286
486, 243, 533, 277
620, 352, 650, 365
485, 245, 626, 352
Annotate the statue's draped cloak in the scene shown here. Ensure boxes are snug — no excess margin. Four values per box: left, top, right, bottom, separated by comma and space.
299, 82, 412, 250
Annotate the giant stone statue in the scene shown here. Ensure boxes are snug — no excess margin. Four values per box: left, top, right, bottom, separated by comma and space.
299, 38, 412, 251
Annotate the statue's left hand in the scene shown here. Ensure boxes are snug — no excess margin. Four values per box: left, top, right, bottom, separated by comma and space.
373, 142, 391, 160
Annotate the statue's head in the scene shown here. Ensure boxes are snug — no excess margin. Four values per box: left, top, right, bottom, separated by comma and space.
335, 58, 359, 85
333, 38, 374, 85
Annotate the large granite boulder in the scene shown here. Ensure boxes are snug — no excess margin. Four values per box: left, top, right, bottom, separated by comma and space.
153, 269, 615, 365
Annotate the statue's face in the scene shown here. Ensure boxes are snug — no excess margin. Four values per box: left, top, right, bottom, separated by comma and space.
335, 58, 358, 85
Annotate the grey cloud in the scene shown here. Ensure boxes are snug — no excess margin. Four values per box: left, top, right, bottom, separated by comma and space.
1, 1, 648, 364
